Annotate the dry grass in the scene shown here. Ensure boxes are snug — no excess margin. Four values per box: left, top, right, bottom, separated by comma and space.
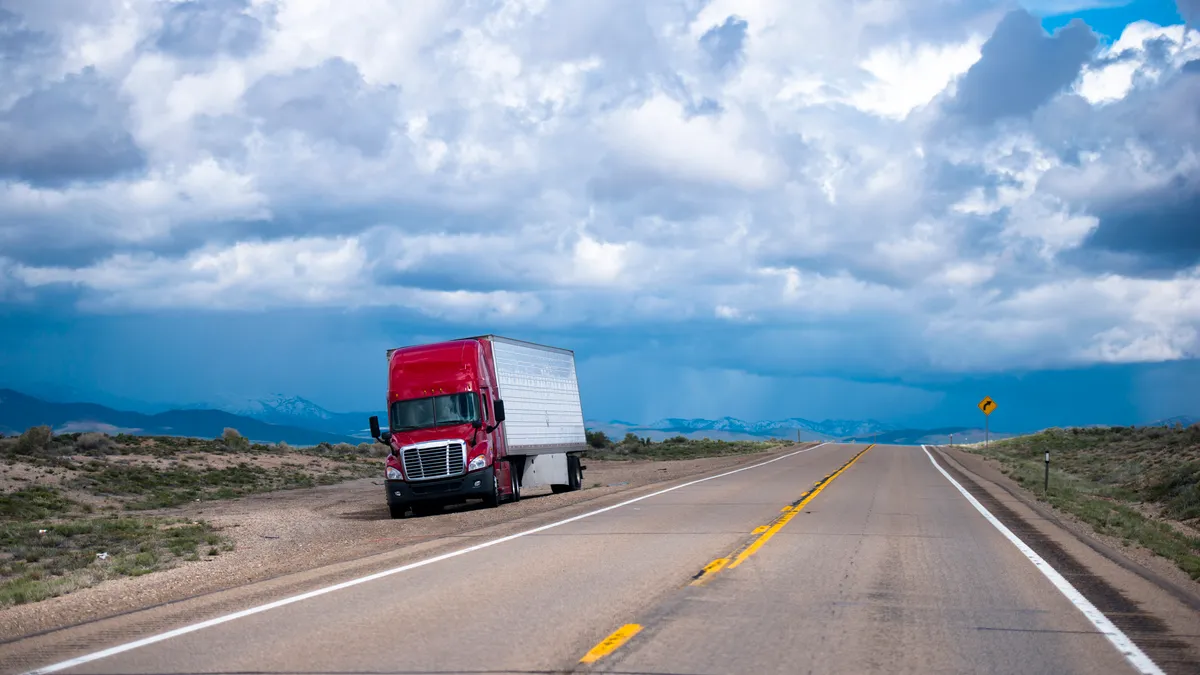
0, 485, 228, 608
0, 427, 387, 608
961, 424, 1200, 579
1, 429, 382, 511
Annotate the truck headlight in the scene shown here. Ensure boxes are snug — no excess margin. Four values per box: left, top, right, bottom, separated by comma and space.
467, 456, 488, 472
386, 466, 403, 480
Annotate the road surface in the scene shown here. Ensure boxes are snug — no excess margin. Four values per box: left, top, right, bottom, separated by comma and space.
5, 443, 1190, 675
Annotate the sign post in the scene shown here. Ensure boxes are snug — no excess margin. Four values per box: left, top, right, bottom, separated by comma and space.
977, 396, 997, 449
1044, 451, 1050, 494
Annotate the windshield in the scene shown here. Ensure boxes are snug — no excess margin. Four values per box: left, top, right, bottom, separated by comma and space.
390, 392, 479, 432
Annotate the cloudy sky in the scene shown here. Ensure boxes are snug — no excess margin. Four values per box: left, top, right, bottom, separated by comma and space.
1, 0, 1197, 431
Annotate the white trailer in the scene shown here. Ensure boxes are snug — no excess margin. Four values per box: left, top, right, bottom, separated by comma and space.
471, 335, 588, 493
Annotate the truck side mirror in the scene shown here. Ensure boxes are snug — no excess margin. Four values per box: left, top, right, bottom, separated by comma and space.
369, 415, 381, 439
493, 400, 506, 423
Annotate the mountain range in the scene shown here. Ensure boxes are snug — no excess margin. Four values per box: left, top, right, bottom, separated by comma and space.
1, 387, 1194, 446
0, 389, 368, 445
582, 417, 993, 443
178, 394, 376, 438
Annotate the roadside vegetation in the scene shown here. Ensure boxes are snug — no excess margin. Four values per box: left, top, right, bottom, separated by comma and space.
583, 430, 793, 461
959, 424, 1200, 580
0, 488, 227, 608
2, 426, 384, 510
0, 425, 386, 608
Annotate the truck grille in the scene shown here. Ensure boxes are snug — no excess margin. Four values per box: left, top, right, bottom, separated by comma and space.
401, 441, 466, 481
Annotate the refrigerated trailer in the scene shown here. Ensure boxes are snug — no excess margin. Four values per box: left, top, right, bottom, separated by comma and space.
368, 335, 588, 518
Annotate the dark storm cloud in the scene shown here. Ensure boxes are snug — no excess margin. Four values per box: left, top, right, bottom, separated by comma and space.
1076, 174, 1200, 273
154, 0, 264, 58
945, 10, 1097, 125
700, 15, 748, 72
0, 67, 145, 186
1046, 63, 1200, 276
243, 57, 400, 156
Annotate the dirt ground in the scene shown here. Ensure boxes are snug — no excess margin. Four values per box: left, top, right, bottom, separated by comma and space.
0, 450, 796, 639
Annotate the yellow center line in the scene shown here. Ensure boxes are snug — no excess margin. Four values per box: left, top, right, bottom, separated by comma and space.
579, 624, 643, 664
576, 445, 874, 666
690, 444, 874, 584
726, 444, 871, 569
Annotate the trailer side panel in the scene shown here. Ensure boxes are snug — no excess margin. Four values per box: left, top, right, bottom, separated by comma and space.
488, 336, 587, 455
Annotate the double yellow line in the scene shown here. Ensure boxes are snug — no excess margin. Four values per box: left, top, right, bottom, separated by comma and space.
690, 443, 874, 585
579, 444, 875, 666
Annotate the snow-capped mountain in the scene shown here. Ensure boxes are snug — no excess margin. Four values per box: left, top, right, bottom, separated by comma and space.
225, 394, 336, 421
206, 395, 379, 438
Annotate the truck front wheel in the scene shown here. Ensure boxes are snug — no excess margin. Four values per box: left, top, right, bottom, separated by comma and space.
388, 503, 407, 519
483, 472, 501, 508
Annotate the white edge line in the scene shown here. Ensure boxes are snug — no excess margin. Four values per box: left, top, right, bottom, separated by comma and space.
920, 445, 1165, 675
23, 442, 832, 675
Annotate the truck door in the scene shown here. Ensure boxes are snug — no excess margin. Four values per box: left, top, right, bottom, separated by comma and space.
481, 388, 512, 492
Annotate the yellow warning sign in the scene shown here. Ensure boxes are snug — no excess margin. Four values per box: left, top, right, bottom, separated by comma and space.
978, 396, 997, 416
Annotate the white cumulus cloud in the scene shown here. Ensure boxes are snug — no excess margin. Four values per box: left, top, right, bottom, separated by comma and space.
0, 0, 1197, 378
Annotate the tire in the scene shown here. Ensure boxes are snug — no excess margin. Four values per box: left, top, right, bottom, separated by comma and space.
509, 465, 521, 503
388, 502, 406, 519
552, 455, 583, 494
569, 455, 583, 490
483, 472, 501, 508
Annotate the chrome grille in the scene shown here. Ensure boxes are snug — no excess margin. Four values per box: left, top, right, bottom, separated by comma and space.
401, 441, 466, 481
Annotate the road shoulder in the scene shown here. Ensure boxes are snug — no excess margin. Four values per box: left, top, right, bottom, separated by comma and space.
929, 445, 1200, 674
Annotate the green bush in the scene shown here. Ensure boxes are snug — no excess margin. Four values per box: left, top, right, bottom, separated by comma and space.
585, 430, 611, 448
0, 486, 76, 521
16, 426, 53, 455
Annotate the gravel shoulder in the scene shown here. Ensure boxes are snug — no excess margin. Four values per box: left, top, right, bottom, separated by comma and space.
933, 445, 1200, 672
0, 448, 805, 642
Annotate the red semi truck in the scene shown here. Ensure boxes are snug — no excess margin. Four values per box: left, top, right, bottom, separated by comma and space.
369, 335, 588, 518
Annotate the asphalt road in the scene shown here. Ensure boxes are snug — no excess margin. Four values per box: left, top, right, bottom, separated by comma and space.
11, 443, 1171, 675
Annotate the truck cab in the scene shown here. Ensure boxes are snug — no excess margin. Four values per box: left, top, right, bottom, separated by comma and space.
369, 336, 586, 519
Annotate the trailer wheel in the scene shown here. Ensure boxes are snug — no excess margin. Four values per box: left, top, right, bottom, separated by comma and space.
552, 455, 583, 493
568, 454, 583, 490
